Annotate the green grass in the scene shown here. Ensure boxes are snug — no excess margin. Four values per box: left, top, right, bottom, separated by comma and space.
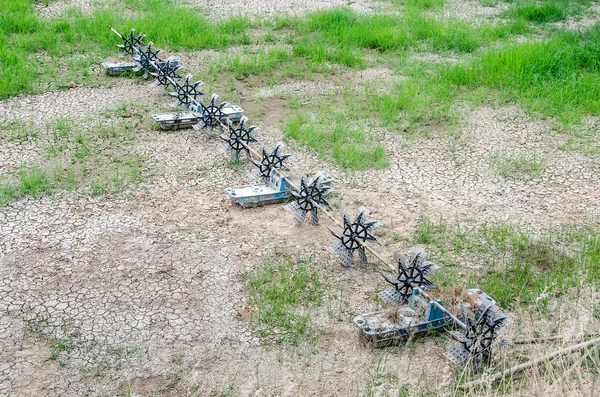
410, 218, 600, 309
223, 47, 292, 79
0, 120, 37, 141
0, 166, 51, 205
49, 336, 75, 364
504, 1, 568, 23
277, 63, 465, 141
19, 165, 51, 197
292, 40, 364, 69
479, 0, 500, 6
283, 110, 389, 170
216, 44, 345, 83
502, 0, 597, 24
0, 105, 150, 206
491, 152, 546, 180
369, 74, 461, 129
300, 9, 415, 53
363, 22, 600, 134
0, 0, 252, 97
560, 126, 600, 156
444, 25, 600, 125
282, 9, 599, 133
413, 216, 448, 244
0, 155, 144, 205
290, 8, 527, 57
11, 1, 583, 135
0, 184, 18, 206
5, 2, 599, 138
393, 0, 446, 10
246, 257, 326, 345
218, 8, 528, 81
236, 9, 600, 139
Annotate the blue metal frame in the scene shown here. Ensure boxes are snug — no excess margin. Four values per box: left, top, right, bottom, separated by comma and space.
354, 289, 496, 346
355, 289, 453, 342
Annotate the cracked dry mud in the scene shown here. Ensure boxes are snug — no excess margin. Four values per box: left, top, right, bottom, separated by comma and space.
33, 0, 387, 19
2, 1, 600, 396
2, 74, 599, 396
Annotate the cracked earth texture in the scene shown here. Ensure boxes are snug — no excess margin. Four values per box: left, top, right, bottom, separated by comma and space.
2, 1, 600, 396
2, 72, 599, 396
33, 0, 387, 19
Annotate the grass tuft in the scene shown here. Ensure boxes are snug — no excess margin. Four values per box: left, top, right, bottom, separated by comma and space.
413, 216, 447, 244
444, 26, 600, 125
502, 0, 598, 24
224, 8, 529, 82
283, 112, 389, 170
0, 120, 37, 141
224, 47, 290, 78
0, 106, 150, 206
411, 217, 600, 309
370, 75, 459, 128
0, 0, 252, 98
0, 184, 18, 206
295, 8, 526, 55
19, 165, 51, 197
246, 257, 325, 345
0, 166, 50, 204
396, 0, 446, 10
49, 336, 75, 364
369, 22, 600, 132
491, 152, 546, 180
504, 1, 567, 23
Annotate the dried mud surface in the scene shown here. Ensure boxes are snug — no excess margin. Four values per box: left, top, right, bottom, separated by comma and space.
440, 0, 510, 22
3, 1, 600, 396
1, 67, 599, 396
183, 0, 387, 18
33, 0, 97, 18
33, 0, 388, 18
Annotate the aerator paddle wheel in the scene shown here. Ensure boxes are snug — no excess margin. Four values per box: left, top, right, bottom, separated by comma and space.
116, 28, 146, 57
220, 116, 258, 160
379, 247, 439, 304
170, 75, 204, 109
251, 144, 291, 180
284, 176, 331, 225
133, 42, 163, 78
328, 208, 381, 266
446, 300, 510, 370
193, 94, 229, 136
150, 58, 183, 91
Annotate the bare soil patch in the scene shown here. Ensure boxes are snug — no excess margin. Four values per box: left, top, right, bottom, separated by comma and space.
1, 68, 598, 394
2, 1, 600, 396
